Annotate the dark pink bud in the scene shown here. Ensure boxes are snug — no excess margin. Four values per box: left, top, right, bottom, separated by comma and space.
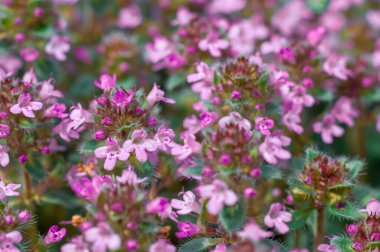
353, 242, 362, 250
147, 117, 157, 126
18, 154, 28, 164
347, 224, 357, 235
15, 33, 25, 43
102, 117, 112, 126
231, 90, 241, 99
255, 103, 264, 110
371, 233, 380, 241
0, 112, 8, 119
362, 77, 373, 88
97, 97, 107, 106
243, 187, 256, 198
202, 166, 213, 176
0, 124, 10, 138
33, 7, 44, 17
219, 154, 231, 165
18, 210, 30, 222
127, 221, 138, 231
41, 146, 50, 155
302, 78, 313, 88
94, 130, 107, 140
305, 177, 312, 185
250, 168, 261, 178
111, 202, 123, 212
212, 97, 221, 105
125, 239, 138, 250
4, 215, 13, 226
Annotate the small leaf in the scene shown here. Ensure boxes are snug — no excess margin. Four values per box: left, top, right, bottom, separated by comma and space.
332, 237, 355, 252
134, 161, 155, 184
345, 159, 364, 181
260, 164, 282, 179
79, 140, 102, 155
367, 241, 380, 250
166, 74, 186, 91
25, 160, 45, 181
327, 203, 362, 221
261, 239, 289, 252
19, 119, 37, 129
305, 148, 319, 164
219, 201, 245, 232
256, 71, 270, 89
288, 209, 313, 229
179, 238, 221, 252
312, 88, 334, 101
288, 178, 316, 196
182, 158, 203, 178
307, 0, 329, 14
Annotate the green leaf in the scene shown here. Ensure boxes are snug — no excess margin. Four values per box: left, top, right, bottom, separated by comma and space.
182, 158, 203, 177
367, 241, 380, 250
261, 239, 289, 252
288, 209, 313, 229
166, 74, 186, 91
327, 203, 362, 221
79, 140, 102, 155
312, 88, 334, 101
307, 0, 329, 14
179, 238, 221, 252
219, 201, 245, 232
40, 191, 82, 209
305, 148, 319, 164
288, 178, 316, 196
256, 71, 270, 89
19, 119, 37, 130
134, 161, 155, 184
25, 160, 45, 181
332, 237, 355, 252
363, 88, 380, 103
260, 164, 282, 179
345, 159, 364, 181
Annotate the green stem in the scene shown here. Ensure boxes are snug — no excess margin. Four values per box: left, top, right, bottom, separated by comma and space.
23, 169, 32, 204
315, 208, 325, 251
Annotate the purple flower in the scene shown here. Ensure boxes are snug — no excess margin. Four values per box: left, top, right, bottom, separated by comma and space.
200, 112, 218, 127
116, 166, 147, 185
171, 191, 200, 215
45, 35, 70, 61
0, 231, 22, 252
84, 222, 121, 252
0, 179, 21, 200
237, 220, 273, 242
175, 221, 201, 238
117, 5, 142, 29
111, 90, 134, 108
323, 55, 351, 80
0, 145, 9, 167
95, 137, 130, 170
359, 197, 380, 218
198, 32, 229, 57
0, 124, 10, 139
198, 179, 238, 215
67, 104, 93, 132
172, 7, 196, 26
43, 225, 66, 245
259, 131, 291, 164
61, 235, 90, 252
39, 78, 63, 100
20, 47, 39, 62
210, 243, 227, 252
145, 36, 174, 64
171, 133, 201, 160
10, 93, 42, 118
187, 62, 214, 100
149, 239, 176, 252
264, 203, 292, 234
218, 112, 251, 132
146, 197, 177, 221
317, 239, 340, 252
255, 117, 275, 135
123, 129, 157, 162
283, 112, 303, 134
44, 104, 68, 119
313, 115, 344, 144
147, 83, 175, 106
331, 97, 359, 127
154, 126, 176, 152
94, 73, 116, 91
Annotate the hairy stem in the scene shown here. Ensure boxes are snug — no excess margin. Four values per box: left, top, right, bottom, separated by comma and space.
315, 208, 325, 251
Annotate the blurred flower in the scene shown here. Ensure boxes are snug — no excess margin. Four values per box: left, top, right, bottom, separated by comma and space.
237, 220, 273, 242
149, 239, 176, 252
264, 203, 292, 234
117, 5, 142, 29
171, 191, 200, 215
0, 231, 22, 252
147, 83, 175, 106
45, 35, 70, 61
175, 221, 201, 238
84, 222, 121, 252
10, 93, 42, 118
123, 129, 157, 162
44, 225, 66, 245
94, 74, 116, 91
0, 179, 21, 200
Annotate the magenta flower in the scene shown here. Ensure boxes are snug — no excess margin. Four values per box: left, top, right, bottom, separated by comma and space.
149, 239, 176, 252
237, 220, 273, 242
112, 90, 134, 108
95, 137, 130, 170
0, 124, 10, 139
123, 129, 157, 162
207, 0, 246, 14
0, 145, 9, 167
198, 179, 238, 215
0, 179, 21, 200
20, 47, 39, 62
307, 26, 325, 46
359, 197, 380, 218
171, 133, 201, 160
45, 35, 70, 61
44, 103, 68, 119
264, 203, 292, 234
154, 126, 176, 152
323, 55, 351, 80
187, 62, 214, 100
94, 73, 116, 91
84, 222, 121, 252
146, 197, 177, 221
10, 93, 42, 118
147, 83, 175, 106
172, 7, 196, 26
255, 117, 275, 135
171, 191, 201, 215
43, 225, 66, 245
198, 32, 229, 57
39, 78, 63, 100
61, 235, 90, 252
175, 221, 201, 238
117, 5, 142, 29
210, 243, 227, 252
145, 36, 174, 64
313, 115, 344, 144
259, 131, 291, 164
200, 112, 218, 127
67, 104, 93, 132
116, 166, 147, 185
0, 231, 22, 252
283, 112, 303, 134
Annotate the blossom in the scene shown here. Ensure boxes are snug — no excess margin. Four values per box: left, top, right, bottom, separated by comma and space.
149, 239, 176, 252
39, 78, 63, 100
70, 175, 113, 200
259, 131, 291, 164
237, 220, 273, 242
0, 145, 9, 167
359, 197, 380, 218
84, 222, 121, 252
45, 35, 70, 61
0, 124, 10, 139
123, 129, 157, 162
146, 83, 175, 106
19, 47, 39, 62
313, 115, 344, 144
117, 5, 142, 29
154, 126, 176, 152
172, 7, 196, 26
44, 103, 68, 119
198, 32, 229, 57
219, 112, 251, 132
146, 197, 177, 221
207, 0, 246, 14
317, 240, 340, 252
0, 179, 21, 200
210, 244, 227, 252
264, 203, 292, 234
95, 137, 130, 170
61, 236, 90, 252
10, 93, 42, 118
0, 231, 22, 252
67, 104, 93, 132
116, 166, 147, 185
187, 62, 214, 100
171, 133, 201, 160
197, 179, 238, 215
255, 117, 274, 135
94, 73, 116, 91
331, 97, 359, 127
307, 26, 325, 46
323, 55, 351, 80
171, 191, 200, 215
145, 36, 174, 64
175, 221, 201, 238
283, 112, 303, 134
112, 90, 134, 108
44, 225, 66, 245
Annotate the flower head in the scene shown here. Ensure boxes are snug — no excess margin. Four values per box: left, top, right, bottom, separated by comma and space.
147, 83, 175, 106
0, 179, 21, 200
237, 220, 273, 242
95, 137, 130, 170
264, 203, 292, 234
84, 222, 121, 252
44, 225, 66, 245
10, 93, 42, 118
123, 129, 157, 162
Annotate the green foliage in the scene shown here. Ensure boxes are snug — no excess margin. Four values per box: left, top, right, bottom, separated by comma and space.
327, 202, 362, 221
260, 164, 282, 179
219, 201, 245, 233
305, 147, 319, 164
178, 238, 221, 252
166, 73, 186, 91
79, 139, 102, 155
134, 161, 155, 184
25, 160, 45, 181
255, 70, 270, 89
260, 239, 289, 252
288, 208, 313, 229
307, 0, 329, 14
312, 88, 335, 101
332, 237, 355, 252
345, 159, 364, 181
40, 191, 82, 209
288, 178, 316, 196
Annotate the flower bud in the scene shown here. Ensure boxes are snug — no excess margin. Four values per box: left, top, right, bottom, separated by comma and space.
4, 215, 13, 226
250, 168, 261, 178
219, 154, 231, 165
18, 154, 28, 164
102, 117, 112, 126
125, 239, 138, 250
18, 210, 30, 223
94, 130, 107, 140
347, 224, 357, 235
243, 187, 256, 198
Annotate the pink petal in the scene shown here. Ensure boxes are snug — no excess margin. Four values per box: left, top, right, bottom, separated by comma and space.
9, 104, 22, 114
94, 146, 108, 158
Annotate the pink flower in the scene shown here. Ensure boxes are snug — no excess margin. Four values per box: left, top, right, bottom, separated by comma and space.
116, 166, 147, 185
0, 231, 22, 252
0, 124, 10, 139
171, 191, 200, 215
145, 37, 174, 64
10, 93, 42, 118
377, 115, 380, 133
0, 145, 8, 167
207, 0, 246, 14
95, 137, 130, 170
187, 62, 214, 100
367, 11, 380, 30
313, 115, 344, 144
20, 47, 39, 62
171, 7, 196, 26
359, 197, 380, 218
147, 83, 175, 106
183, 115, 202, 134
306, 26, 325, 46
117, 5, 142, 29
255, 117, 275, 135
149, 239, 176, 252
259, 131, 291, 164
198, 32, 229, 57
45, 35, 70, 61
237, 220, 273, 242
154, 126, 176, 152
171, 133, 201, 160
112, 90, 134, 108
94, 73, 116, 91
22, 67, 38, 85
146, 197, 177, 221
0, 179, 21, 200
61, 235, 90, 252
317, 240, 340, 252
264, 203, 292, 234
283, 112, 303, 134
123, 129, 157, 162
44, 103, 68, 119
198, 179, 238, 215
67, 104, 93, 132
84, 222, 121, 252
39, 78, 63, 100
175, 221, 201, 238
323, 55, 351, 80
331, 97, 359, 127
44, 225, 66, 245
210, 244, 227, 252
200, 112, 218, 127
218, 112, 251, 132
